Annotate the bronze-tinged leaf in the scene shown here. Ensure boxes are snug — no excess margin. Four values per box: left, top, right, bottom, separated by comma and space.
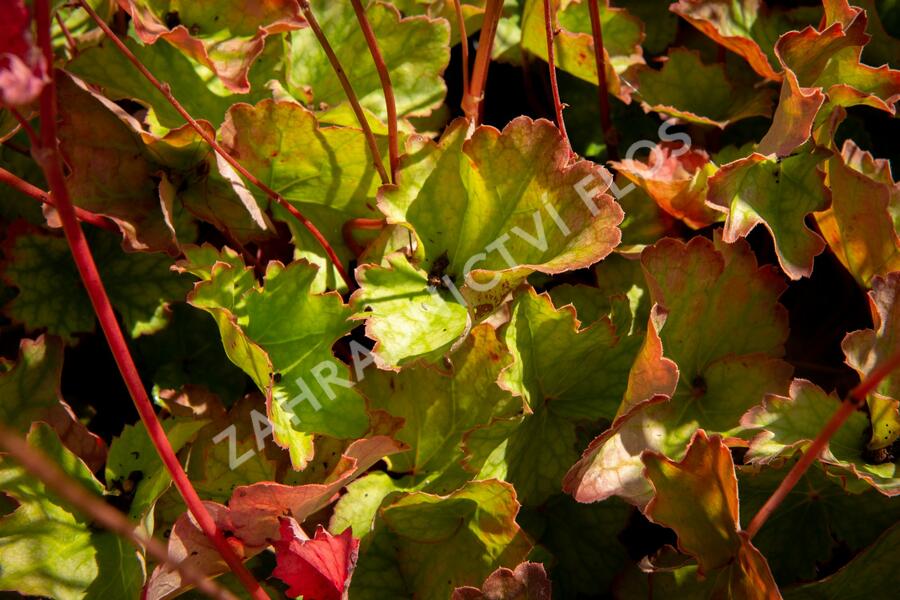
564, 235, 791, 506
611, 142, 721, 229
843, 273, 900, 449
816, 141, 900, 287
643, 430, 780, 599
452, 562, 552, 600
115, 0, 305, 93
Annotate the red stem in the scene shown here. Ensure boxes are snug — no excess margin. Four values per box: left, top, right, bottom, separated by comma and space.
587, 0, 618, 160
462, 0, 504, 123
342, 217, 386, 257
0, 423, 235, 600
298, 0, 390, 187
9, 107, 39, 148
745, 348, 900, 538
0, 166, 115, 230
350, 0, 399, 183
77, 0, 354, 291
55, 11, 79, 57
33, 2, 269, 598
542, 0, 569, 147
452, 0, 470, 98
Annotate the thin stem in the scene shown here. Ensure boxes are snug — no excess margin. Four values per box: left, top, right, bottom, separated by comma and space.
2, 139, 31, 156
9, 108, 39, 148
746, 348, 900, 538
452, 0, 470, 98
298, 0, 390, 187
55, 11, 79, 57
350, 0, 399, 183
77, 0, 354, 291
542, 0, 569, 146
34, 2, 269, 598
0, 166, 116, 230
462, 0, 504, 123
587, 0, 618, 160
0, 423, 236, 600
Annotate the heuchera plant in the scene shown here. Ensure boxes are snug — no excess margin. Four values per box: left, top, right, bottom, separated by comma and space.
1, 0, 900, 598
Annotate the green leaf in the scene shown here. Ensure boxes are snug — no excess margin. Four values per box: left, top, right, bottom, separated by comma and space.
353, 253, 472, 367
0, 334, 106, 471
742, 379, 900, 495
0, 424, 141, 600
565, 235, 792, 505
358, 324, 520, 485
708, 150, 831, 280
350, 480, 533, 600
518, 494, 631, 596
463, 288, 641, 505
643, 430, 779, 597
1, 226, 191, 342
356, 117, 622, 366
738, 462, 900, 585
783, 521, 900, 599
66, 35, 279, 130
287, 0, 450, 119
218, 99, 388, 290
117, 0, 304, 93
520, 0, 644, 101
329, 471, 412, 541
135, 303, 250, 406
0, 335, 64, 430
187, 254, 369, 468
106, 417, 209, 523
632, 48, 775, 127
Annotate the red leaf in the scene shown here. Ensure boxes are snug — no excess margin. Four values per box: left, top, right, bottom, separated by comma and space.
273, 520, 360, 600
0, 0, 48, 107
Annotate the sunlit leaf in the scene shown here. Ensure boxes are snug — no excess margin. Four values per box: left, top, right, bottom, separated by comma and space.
350, 480, 532, 600
355, 116, 622, 366
742, 379, 900, 495
707, 150, 831, 280
287, 0, 450, 120
565, 235, 791, 505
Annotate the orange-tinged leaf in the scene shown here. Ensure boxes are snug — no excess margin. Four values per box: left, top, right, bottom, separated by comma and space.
643, 431, 781, 599
816, 141, 900, 287
115, 0, 305, 93
643, 431, 739, 572
670, 0, 818, 81
775, 8, 900, 116
775, 14, 870, 88
757, 70, 825, 157
843, 273, 900, 449
611, 142, 722, 229
145, 436, 403, 598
